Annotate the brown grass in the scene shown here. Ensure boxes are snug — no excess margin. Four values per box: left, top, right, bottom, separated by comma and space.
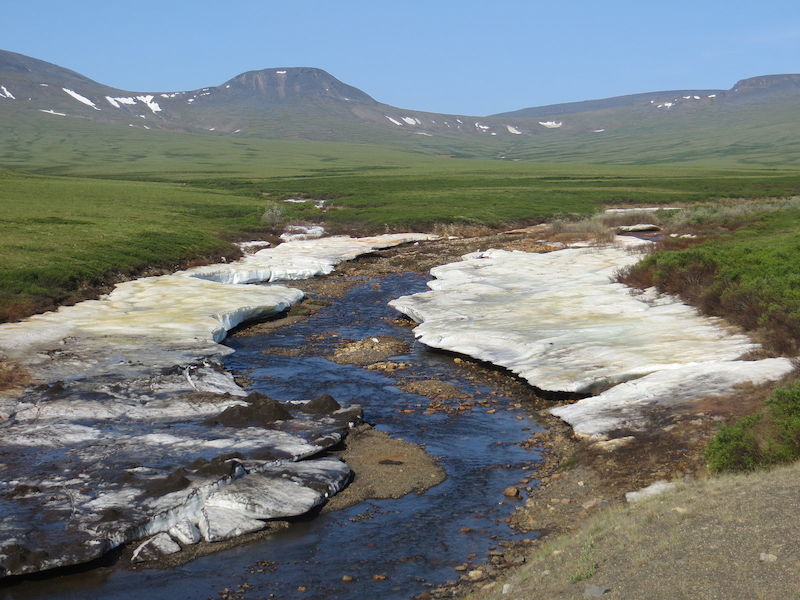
0, 358, 30, 392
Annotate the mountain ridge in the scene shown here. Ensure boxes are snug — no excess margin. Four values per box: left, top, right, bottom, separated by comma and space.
2, 48, 800, 165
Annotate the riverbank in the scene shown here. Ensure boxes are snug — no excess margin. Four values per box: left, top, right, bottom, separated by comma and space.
229, 227, 799, 600
2, 218, 795, 597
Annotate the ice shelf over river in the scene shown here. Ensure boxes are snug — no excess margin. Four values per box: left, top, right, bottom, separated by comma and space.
0, 233, 433, 577
390, 238, 795, 439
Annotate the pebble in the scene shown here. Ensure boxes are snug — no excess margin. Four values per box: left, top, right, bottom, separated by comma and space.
759, 553, 778, 562
372, 574, 387, 580
467, 569, 484, 581
584, 584, 611, 597
503, 486, 520, 498
341, 575, 354, 582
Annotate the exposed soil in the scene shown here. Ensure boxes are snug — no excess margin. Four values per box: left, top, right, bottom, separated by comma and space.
397, 379, 471, 400
328, 335, 411, 365
323, 424, 446, 512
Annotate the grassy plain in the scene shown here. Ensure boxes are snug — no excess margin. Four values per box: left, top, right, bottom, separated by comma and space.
2, 113, 800, 319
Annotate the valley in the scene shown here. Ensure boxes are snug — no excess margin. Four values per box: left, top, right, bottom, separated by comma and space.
2, 45, 800, 600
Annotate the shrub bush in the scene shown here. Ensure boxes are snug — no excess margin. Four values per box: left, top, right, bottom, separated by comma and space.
706, 382, 800, 472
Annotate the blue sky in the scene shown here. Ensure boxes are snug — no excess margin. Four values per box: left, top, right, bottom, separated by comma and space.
5, 0, 800, 115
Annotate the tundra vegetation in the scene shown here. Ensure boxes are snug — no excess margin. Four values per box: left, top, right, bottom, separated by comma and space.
3, 114, 800, 319
3, 108, 800, 475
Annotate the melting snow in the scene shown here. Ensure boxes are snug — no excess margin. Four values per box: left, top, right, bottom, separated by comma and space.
415, 132, 433, 136
708, 94, 717, 98
279, 225, 326, 242
593, 128, 606, 133
538, 120, 562, 128
105, 97, 121, 108
39, 83, 49, 87
392, 240, 795, 441
39, 109, 66, 116
276, 70, 287, 75
401, 116, 417, 125
474, 122, 490, 131
385, 116, 403, 126
62, 88, 100, 110
506, 125, 522, 135
0, 86, 15, 99
391, 240, 762, 393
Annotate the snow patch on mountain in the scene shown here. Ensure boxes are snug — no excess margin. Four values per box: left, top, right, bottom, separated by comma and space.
538, 120, 562, 128
385, 115, 402, 126
63, 88, 100, 110
506, 125, 522, 134
0, 86, 15, 99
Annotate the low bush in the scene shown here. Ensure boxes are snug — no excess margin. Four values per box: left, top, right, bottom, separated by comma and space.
706, 381, 800, 472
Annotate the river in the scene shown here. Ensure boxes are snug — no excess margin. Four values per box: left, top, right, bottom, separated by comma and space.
2, 273, 544, 600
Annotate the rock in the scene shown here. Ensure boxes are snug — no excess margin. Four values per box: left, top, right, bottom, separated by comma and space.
206, 392, 293, 426
502, 583, 513, 595
581, 498, 606, 510
131, 533, 181, 562
615, 223, 661, 233
760, 552, 778, 562
503, 486, 521, 498
625, 480, 677, 503
169, 520, 202, 545
297, 393, 341, 414
341, 575, 354, 582
584, 584, 611, 597
592, 436, 635, 451
467, 569, 485, 581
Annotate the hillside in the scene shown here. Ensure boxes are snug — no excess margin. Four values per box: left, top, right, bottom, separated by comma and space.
2, 49, 800, 166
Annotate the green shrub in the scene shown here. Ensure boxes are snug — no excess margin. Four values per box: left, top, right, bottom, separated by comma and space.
705, 414, 763, 472
706, 382, 800, 472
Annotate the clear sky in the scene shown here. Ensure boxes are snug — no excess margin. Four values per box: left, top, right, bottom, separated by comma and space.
5, 0, 800, 115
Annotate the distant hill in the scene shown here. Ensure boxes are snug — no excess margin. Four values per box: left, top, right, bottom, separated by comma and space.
2, 48, 800, 165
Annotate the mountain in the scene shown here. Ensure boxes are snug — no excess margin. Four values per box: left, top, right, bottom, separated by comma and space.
0, 49, 529, 142
2, 48, 800, 165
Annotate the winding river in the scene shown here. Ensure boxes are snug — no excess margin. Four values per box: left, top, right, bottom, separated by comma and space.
3, 273, 545, 600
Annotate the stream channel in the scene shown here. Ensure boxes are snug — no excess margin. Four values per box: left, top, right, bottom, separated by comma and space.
3, 272, 545, 600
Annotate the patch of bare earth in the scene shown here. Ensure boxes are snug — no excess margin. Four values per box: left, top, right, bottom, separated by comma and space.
328, 335, 411, 365
323, 424, 446, 512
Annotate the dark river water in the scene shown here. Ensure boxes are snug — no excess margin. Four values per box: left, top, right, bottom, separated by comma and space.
3, 273, 544, 600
